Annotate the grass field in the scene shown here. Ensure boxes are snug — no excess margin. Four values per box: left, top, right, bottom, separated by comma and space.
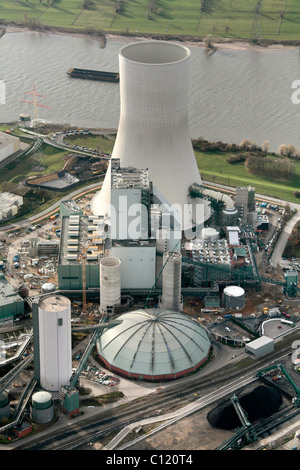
1, 0, 300, 42
195, 149, 300, 204
56, 133, 300, 204
64, 133, 115, 153
50, 133, 300, 205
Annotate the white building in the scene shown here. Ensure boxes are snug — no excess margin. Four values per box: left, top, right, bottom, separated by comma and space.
245, 336, 274, 359
0, 192, 23, 221
111, 240, 156, 290
110, 159, 150, 240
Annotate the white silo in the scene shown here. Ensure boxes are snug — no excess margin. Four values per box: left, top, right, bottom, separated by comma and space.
160, 251, 182, 312
35, 295, 72, 391
91, 40, 210, 234
100, 257, 121, 315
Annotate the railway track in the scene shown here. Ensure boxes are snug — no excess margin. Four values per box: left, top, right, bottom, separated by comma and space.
13, 336, 299, 450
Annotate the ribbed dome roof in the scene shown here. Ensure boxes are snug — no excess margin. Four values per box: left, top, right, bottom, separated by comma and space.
97, 309, 211, 381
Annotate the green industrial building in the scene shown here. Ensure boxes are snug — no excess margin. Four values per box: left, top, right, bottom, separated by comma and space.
0, 273, 24, 322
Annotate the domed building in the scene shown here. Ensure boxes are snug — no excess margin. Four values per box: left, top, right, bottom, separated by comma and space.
97, 309, 211, 381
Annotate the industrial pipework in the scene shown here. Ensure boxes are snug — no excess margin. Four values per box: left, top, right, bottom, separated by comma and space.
189, 183, 235, 211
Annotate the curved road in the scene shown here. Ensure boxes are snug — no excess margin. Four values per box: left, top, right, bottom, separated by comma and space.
270, 209, 300, 268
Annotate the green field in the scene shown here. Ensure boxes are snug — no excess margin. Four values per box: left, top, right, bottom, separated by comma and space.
56, 134, 300, 204
1, 0, 300, 42
1, 129, 300, 222
64, 133, 115, 153
195, 149, 300, 204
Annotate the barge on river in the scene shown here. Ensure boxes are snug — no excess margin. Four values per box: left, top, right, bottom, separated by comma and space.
67, 68, 119, 82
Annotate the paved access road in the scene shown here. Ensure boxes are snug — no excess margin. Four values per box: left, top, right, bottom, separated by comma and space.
270, 209, 300, 268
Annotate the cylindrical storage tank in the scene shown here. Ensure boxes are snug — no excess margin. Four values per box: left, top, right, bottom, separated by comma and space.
100, 257, 121, 314
201, 227, 220, 241
31, 391, 54, 424
19, 113, 31, 128
91, 40, 210, 232
160, 252, 182, 311
37, 295, 72, 391
223, 285, 245, 310
41, 282, 56, 295
0, 391, 10, 419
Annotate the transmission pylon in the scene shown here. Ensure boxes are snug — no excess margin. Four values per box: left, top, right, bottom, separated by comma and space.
20, 84, 50, 132
253, 0, 263, 40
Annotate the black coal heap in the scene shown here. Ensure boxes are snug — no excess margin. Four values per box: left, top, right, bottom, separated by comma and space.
207, 385, 282, 430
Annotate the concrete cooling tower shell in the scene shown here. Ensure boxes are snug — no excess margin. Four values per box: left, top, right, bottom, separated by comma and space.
97, 308, 211, 381
92, 41, 209, 232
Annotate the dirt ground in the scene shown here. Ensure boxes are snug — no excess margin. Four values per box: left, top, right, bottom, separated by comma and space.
126, 404, 234, 451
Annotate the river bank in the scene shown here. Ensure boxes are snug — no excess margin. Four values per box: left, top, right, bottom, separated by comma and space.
2, 21, 300, 53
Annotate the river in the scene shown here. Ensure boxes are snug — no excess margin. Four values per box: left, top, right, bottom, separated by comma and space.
0, 30, 300, 152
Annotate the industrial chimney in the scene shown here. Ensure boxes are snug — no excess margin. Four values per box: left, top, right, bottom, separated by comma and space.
92, 40, 209, 235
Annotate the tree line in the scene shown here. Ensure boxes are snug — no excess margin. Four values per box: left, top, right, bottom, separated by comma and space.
193, 137, 297, 179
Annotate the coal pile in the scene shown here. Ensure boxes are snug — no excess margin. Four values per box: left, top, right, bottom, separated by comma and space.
207, 385, 282, 430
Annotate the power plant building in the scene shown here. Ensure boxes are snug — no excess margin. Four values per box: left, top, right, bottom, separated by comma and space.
59, 199, 83, 218
235, 186, 256, 224
111, 239, 156, 290
58, 214, 107, 290
0, 273, 24, 323
110, 159, 150, 240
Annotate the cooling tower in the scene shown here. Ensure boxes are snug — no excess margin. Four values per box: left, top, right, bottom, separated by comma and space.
92, 40, 209, 234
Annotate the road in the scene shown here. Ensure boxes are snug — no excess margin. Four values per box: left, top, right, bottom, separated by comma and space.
270, 209, 300, 268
